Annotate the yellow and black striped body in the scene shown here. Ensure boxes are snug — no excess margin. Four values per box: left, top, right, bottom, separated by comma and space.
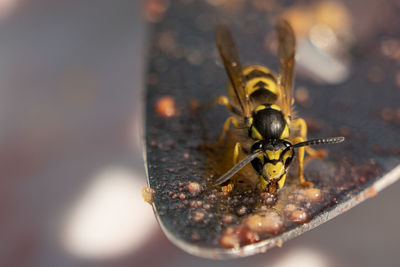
231, 65, 291, 140
226, 65, 280, 113
243, 65, 279, 106
236, 66, 293, 191
215, 22, 344, 195
243, 66, 294, 191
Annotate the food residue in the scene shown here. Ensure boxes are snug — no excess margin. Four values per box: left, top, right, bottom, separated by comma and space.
155, 96, 177, 117
142, 186, 156, 204
244, 211, 284, 235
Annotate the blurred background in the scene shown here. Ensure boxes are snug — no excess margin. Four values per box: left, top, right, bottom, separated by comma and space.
0, 0, 399, 266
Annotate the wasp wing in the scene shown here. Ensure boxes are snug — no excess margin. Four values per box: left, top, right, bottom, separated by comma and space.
214, 150, 263, 185
216, 25, 251, 119
277, 19, 296, 118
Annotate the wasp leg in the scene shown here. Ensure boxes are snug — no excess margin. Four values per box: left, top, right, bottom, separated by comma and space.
292, 118, 327, 159
217, 116, 241, 144
292, 136, 312, 186
210, 95, 242, 144
258, 177, 269, 192
221, 142, 243, 194
212, 95, 241, 116
233, 142, 243, 165
292, 118, 327, 186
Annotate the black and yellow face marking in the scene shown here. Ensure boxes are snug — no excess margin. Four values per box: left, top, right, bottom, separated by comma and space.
250, 140, 294, 192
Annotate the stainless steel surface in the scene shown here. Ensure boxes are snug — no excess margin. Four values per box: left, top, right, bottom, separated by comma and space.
145, 0, 400, 260
1, 0, 400, 266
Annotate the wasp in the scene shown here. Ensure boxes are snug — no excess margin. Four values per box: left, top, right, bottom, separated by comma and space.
213, 19, 345, 194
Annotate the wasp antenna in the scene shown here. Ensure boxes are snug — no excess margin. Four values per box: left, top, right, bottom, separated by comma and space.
293, 136, 345, 148
213, 150, 263, 185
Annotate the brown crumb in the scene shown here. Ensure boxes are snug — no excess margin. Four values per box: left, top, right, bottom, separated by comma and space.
203, 203, 210, 210
238, 227, 260, 243
289, 210, 310, 224
294, 192, 306, 202
224, 227, 235, 235
221, 183, 234, 194
236, 206, 247, 216
191, 233, 200, 241
364, 187, 377, 199
155, 96, 177, 117
189, 99, 201, 112
245, 211, 284, 235
303, 188, 323, 203
380, 107, 394, 121
261, 192, 277, 205
222, 215, 234, 224
381, 39, 400, 62
191, 210, 206, 223
220, 233, 240, 249
283, 204, 297, 214
189, 200, 203, 208
141, 186, 156, 204
284, 204, 310, 224
143, 0, 170, 23
187, 182, 202, 197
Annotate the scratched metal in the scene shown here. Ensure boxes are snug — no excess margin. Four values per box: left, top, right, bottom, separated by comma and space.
144, 0, 400, 259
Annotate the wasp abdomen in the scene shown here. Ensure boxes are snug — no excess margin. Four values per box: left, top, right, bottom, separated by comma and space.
243, 66, 279, 105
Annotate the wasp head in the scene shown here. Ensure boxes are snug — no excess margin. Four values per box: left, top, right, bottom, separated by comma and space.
251, 139, 294, 189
